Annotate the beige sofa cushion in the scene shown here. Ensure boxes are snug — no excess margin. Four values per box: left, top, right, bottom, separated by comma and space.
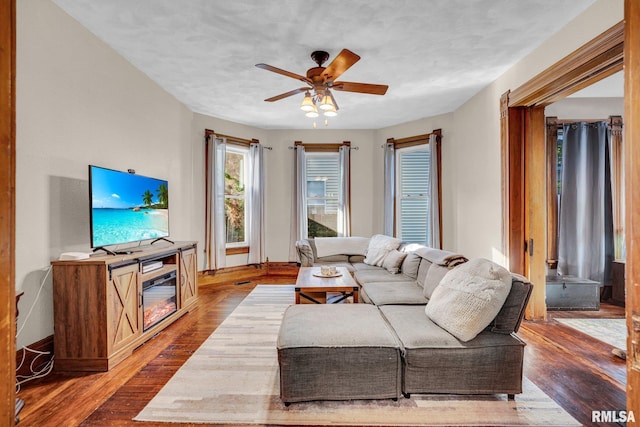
416, 259, 433, 289
425, 258, 512, 342
422, 264, 451, 299
400, 252, 422, 279
382, 250, 407, 274
364, 234, 401, 266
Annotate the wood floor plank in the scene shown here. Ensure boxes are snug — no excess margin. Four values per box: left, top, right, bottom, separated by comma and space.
15, 275, 627, 427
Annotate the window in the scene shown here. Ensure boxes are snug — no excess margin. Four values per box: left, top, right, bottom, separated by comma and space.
306, 152, 340, 237
396, 145, 431, 243
224, 145, 248, 247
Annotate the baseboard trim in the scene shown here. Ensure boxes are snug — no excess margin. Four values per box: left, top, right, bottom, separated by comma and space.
16, 334, 54, 379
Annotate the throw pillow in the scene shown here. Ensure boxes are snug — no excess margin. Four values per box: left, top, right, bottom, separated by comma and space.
382, 250, 407, 274
364, 234, 401, 266
425, 258, 512, 342
401, 252, 422, 279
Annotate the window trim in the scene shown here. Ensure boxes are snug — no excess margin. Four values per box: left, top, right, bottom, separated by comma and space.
386, 129, 442, 246
224, 144, 249, 248
297, 140, 351, 238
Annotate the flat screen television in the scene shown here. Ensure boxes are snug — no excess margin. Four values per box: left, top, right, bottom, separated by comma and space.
89, 165, 170, 251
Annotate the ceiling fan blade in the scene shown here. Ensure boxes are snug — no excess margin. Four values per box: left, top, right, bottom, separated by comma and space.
333, 81, 388, 95
255, 63, 312, 84
321, 49, 360, 81
264, 87, 309, 102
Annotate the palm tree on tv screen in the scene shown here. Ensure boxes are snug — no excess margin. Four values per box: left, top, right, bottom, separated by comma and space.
142, 190, 154, 207
156, 183, 168, 209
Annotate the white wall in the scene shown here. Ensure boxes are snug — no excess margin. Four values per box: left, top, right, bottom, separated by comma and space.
16, 0, 195, 348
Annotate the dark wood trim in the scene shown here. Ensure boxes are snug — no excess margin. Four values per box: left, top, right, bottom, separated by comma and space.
226, 246, 249, 255
294, 140, 350, 152
609, 115, 624, 259
204, 135, 211, 266
0, 0, 16, 425
624, 0, 640, 416
524, 105, 547, 320
500, 93, 526, 276
388, 132, 433, 150
545, 117, 559, 270
204, 129, 258, 147
509, 21, 624, 107
433, 129, 443, 249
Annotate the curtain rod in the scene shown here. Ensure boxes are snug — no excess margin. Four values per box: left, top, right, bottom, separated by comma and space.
288, 146, 358, 150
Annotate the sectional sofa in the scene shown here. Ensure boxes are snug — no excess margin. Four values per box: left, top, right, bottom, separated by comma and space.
276, 236, 533, 404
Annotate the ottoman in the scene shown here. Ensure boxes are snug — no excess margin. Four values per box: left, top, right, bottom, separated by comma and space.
277, 304, 402, 404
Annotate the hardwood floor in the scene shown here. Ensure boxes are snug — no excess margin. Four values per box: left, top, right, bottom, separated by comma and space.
15, 274, 626, 426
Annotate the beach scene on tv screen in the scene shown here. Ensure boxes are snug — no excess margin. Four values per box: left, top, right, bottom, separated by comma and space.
91, 167, 169, 247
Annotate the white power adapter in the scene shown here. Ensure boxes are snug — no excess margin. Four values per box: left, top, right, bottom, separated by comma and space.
59, 252, 91, 261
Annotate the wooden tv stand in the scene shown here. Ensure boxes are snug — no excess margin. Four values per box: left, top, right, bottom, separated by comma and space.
51, 241, 198, 372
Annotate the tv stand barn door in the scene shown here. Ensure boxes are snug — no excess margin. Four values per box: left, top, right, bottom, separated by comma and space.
51, 241, 198, 372
109, 263, 141, 354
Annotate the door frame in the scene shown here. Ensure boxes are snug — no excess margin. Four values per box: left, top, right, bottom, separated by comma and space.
0, 0, 16, 426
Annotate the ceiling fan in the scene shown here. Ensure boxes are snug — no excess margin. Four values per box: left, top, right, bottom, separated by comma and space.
255, 49, 388, 117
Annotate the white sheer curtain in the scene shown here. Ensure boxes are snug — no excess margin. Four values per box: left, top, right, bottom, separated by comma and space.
383, 142, 395, 236
558, 121, 614, 283
247, 143, 264, 265
428, 133, 441, 248
337, 145, 351, 237
204, 135, 227, 270
288, 146, 308, 261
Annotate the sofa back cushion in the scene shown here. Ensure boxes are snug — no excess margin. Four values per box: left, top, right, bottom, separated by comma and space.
425, 258, 513, 342
307, 239, 350, 262
415, 258, 433, 288
490, 274, 533, 334
401, 252, 422, 279
422, 264, 451, 299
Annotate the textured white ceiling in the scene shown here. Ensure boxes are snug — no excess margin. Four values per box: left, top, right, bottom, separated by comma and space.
51, 0, 597, 129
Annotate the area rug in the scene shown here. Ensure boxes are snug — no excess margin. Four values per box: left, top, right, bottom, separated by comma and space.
556, 318, 626, 350
135, 285, 580, 426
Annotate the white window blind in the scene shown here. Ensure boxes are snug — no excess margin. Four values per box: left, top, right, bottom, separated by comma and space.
397, 146, 430, 244
306, 152, 339, 237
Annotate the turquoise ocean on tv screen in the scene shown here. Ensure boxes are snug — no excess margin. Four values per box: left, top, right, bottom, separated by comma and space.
92, 208, 168, 247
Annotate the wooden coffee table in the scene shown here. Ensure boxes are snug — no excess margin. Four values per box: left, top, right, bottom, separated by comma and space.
295, 266, 359, 304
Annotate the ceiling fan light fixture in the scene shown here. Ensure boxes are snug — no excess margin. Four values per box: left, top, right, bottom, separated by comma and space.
300, 92, 315, 112
323, 108, 337, 117
319, 94, 335, 111
305, 104, 319, 118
